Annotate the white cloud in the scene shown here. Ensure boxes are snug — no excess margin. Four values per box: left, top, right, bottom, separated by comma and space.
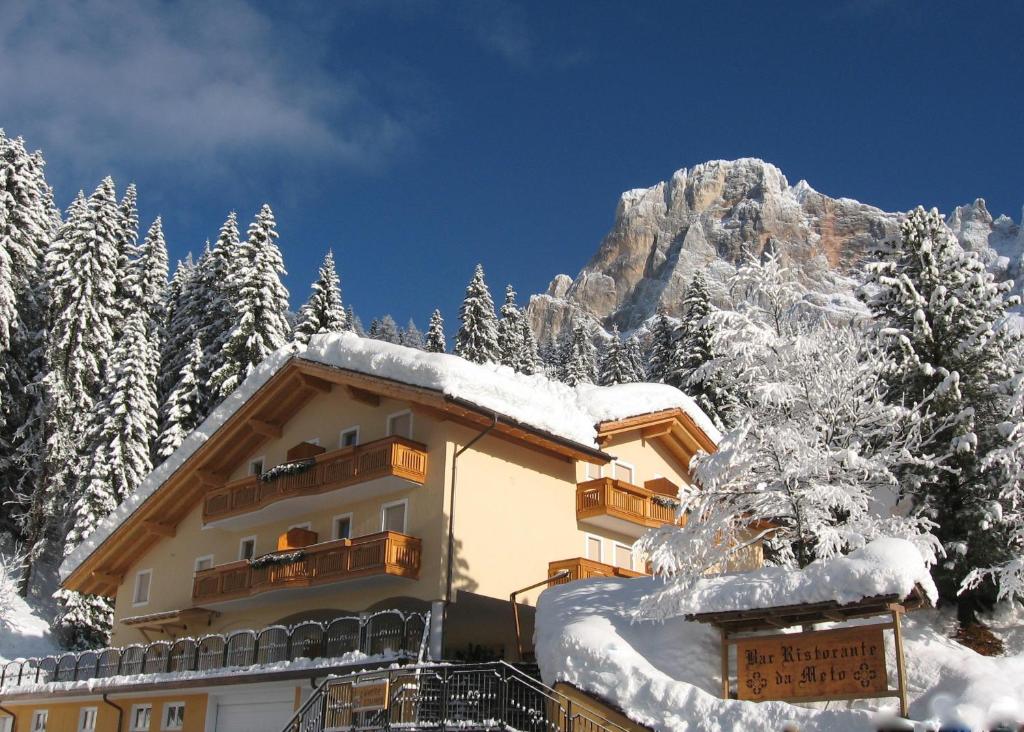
0, 0, 414, 174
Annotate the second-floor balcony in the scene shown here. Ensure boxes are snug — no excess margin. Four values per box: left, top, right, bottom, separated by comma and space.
192, 531, 421, 605
202, 436, 428, 528
547, 557, 646, 585
575, 477, 681, 538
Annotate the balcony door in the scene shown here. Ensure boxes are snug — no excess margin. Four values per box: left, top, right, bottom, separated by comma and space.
382, 500, 407, 534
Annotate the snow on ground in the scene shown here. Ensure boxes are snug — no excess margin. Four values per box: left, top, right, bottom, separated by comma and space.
63, 333, 718, 581
636, 538, 938, 620
536, 547, 1023, 731
0, 592, 57, 663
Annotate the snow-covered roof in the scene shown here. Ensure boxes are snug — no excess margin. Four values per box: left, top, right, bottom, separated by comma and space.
61, 333, 718, 581
637, 538, 938, 620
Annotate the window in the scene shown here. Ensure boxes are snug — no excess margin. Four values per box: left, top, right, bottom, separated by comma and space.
194, 555, 214, 573
614, 543, 634, 570
586, 536, 603, 561
381, 500, 407, 534
583, 462, 601, 480
612, 461, 635, 485
249, 456, 265, 476
30, 711, 47, 732
162, 702, 185, 731
339, 426, 360, 448
386, 411, 413, 440
239, 536, 257, 561
333, 513, 353, 540
130, 704, 152, 732
133, 569, 152, 606
78, 707, 97, 732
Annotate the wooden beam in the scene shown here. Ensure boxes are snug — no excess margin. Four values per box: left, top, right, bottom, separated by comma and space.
641, 424, 673, 440
248, 418, 283, 438
347, 386, 380, 406
296, 372, 332, 393
195, 468, 226, 486
142, 520, 176, 538
91, 571, 121, 585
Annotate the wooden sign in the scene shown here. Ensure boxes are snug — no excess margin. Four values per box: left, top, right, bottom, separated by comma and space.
351, 678, 390, 712
735, 625, 887, 702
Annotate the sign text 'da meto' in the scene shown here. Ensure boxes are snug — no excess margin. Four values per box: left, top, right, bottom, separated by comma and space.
735, 625, 887, 702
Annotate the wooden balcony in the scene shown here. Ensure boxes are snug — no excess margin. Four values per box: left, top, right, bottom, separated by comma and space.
548, 557, 646, 585
575, 477, 680, 537
202, 436, 428, 525
192, 531, 421, 604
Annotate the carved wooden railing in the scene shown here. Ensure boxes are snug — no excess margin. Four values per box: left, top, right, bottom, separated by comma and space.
192, 532, 421, 602
575, 477, 679, 529
547, 557, 646, 585
203, 436, 428, 523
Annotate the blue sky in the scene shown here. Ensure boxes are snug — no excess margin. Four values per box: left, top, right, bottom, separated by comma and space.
2, 1, 1022, 328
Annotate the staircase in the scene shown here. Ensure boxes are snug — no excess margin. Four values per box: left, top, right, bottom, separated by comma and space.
282, 661, 638, 732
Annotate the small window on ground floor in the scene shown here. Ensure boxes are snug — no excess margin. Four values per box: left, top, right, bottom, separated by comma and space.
586, 536, 602, 561
614, 543, 633, 570
382, 500, 407, 534
130, 704, 151, 732
30, 711, 47, 732
162, 702, 185, 731
78, 707, 97, 732
333, 514, 352, 540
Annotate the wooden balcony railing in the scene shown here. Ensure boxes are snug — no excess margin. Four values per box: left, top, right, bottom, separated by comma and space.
547, 557, 646, 585
575, 477, 679, 529
192, 532, 421, 603
203, 436, 428, 523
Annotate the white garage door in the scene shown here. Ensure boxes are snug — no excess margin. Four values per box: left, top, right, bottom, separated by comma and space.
215, 697, 296, 732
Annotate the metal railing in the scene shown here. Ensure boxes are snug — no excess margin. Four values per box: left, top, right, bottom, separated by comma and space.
283, 661, 636, 732
0, 610, 429, 690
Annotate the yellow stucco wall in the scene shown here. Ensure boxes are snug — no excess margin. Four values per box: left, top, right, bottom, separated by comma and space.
1, 692, 208, 732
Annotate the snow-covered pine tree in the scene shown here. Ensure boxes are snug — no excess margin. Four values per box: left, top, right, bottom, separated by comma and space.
561, 319, 597, 386
209, 205, 290, 401
110, 184, 138, 342
425, 309, 446, 353
402, 319, 424, 349
128, 218, 169, 328
646, 311, 677, 384
345, 305, 362, 334
157, 255, 197, 408
196, 213, 243, 397
518, 319, 541, 375
598, 326, 636, 385
52, 589, 111, 651
369, 314, 401, 344
156, 337, 205, 459
293, 250, 346, 345
669, 271, 736, 430
455, 264, 499, 364
625, 334, 646, 381
863, 206, 1023, 618
497, 285, 526, 369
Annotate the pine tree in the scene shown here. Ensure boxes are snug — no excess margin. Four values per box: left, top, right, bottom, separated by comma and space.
157, 255, 197, 408
345, 305, 361, 334
369, 314, 401, 344
863, 206, 1023, 619
110, 184, 138, 341
519, 319, 541, 375
455, 264, 499, 364
293, 250, 346, 345
625, 334, 646, 381
670, 271, 736, 430
402, 319, 424, 349
155, 337, 205, 460
425, 309, 446, 353
598, 326, 637, 385
497, 285, 526, 369
646, 311, 677, 384
561, 319, 597, 386
197, 213, 243, 393
209, 205, 290, 400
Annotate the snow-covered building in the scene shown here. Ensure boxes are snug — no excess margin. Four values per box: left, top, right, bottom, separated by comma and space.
0, 333, 725, 730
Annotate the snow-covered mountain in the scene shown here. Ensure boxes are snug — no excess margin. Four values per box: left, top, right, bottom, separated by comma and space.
527, 158, 1024, 340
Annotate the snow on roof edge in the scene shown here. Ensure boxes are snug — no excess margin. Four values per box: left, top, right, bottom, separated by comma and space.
61, 333, 719, 581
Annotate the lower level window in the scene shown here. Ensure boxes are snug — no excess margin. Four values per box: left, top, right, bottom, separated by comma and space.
130, 704, 151, 731
78, 707, 97, 731
162, 702, 185, 730
614, 543, 633, 570
31, 711, 47, 732
382, 501, 407, 533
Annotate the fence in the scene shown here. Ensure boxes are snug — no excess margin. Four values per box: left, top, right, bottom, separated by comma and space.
0, 610, 428, 690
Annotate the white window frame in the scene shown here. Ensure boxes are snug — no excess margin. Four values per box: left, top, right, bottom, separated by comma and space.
238, 536, 257, 561
78, 706, 98, 732
386, 409, 414, 439
132, 569, 153, 607
583, 462, 602, 480
30, 710, 47, 732
613, 541, 635, 571
130, 703, 152, 732
339, 426, 361, 448
194, 555, 214, 573
381, 499, 408, 534
248, 455, 266, 476
584, 533, 603, 562
612, 460, 636, 485
161, 701, 185, 731
332, 512, 354, 540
